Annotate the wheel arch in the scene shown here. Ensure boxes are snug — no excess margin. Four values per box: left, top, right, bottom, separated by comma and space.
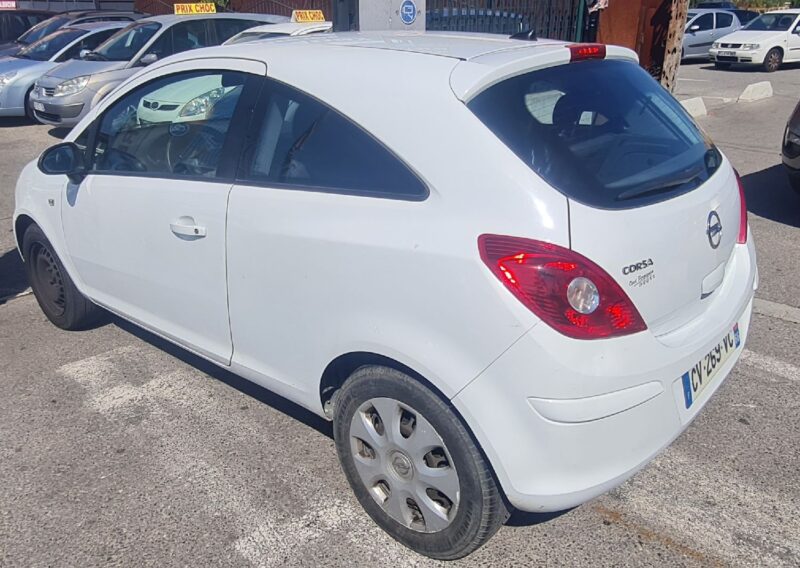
14, 213, 36, 257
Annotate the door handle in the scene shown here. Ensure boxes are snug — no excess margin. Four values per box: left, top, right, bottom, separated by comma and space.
170, 216, 207, 238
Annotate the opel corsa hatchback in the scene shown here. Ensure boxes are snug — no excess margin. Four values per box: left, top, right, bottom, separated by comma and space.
14, 33, 757, 560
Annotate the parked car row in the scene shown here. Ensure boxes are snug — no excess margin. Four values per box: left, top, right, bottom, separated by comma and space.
685, 8, 800, 73
0, 10, 333, 127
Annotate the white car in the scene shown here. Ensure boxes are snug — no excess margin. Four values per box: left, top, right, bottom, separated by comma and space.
14, 33, 757, 559
710, 9, 800, 71
223, 20, 333, 45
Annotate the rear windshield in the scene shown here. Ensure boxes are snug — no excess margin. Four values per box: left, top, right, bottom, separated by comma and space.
468, 59, 721, 209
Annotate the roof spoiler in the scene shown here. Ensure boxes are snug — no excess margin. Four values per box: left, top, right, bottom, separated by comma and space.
509, 30, 537, 41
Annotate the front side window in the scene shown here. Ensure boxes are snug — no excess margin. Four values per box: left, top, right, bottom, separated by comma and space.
468, 59, 721, 209
16, 28, 85, 61
692, 13, 714, 31
17, 15, 70, 45
91, 70, 247, 179
92, 22, 161, 62
169, 20, 210, 54
243, 79, 427, 198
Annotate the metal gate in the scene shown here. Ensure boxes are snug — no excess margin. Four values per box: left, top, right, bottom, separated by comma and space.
426, 0, 584, 42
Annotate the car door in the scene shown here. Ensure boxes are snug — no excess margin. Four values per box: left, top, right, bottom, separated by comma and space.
686, 12, 715, 57
714, 11, 736, 43
786, 16, 800, 61
60, 58, 266, 364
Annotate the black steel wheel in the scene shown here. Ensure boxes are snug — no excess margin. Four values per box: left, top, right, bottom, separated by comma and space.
22, 223, 103, 330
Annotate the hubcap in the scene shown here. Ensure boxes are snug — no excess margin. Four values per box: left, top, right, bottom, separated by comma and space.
349, 397, 460, 533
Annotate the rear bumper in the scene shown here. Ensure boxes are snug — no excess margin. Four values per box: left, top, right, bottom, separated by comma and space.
453, 239, 757, 513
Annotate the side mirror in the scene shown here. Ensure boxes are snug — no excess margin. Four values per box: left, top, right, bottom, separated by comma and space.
139, 53, 158, 66
794, 26, 800, 34
79, 48, 91, 59
689, 24, 700, 32
38, 142, 86, 184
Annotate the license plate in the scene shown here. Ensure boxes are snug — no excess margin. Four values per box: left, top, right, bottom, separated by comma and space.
681, 323, 740, 409
719, 51, 735, 57
32, 101, 45, 111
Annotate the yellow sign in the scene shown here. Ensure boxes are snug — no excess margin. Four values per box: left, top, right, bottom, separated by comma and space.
291, 9, 325, 23
174, 3, 217, 15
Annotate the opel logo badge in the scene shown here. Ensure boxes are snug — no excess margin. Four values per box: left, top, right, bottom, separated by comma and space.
706, 211, 722, 249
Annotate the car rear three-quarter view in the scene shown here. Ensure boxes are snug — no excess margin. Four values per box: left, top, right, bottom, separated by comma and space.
14, 33, 757, 560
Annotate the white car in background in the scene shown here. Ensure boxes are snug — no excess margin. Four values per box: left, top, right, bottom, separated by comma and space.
138, 20, 333, 124
710, 9, 800, 71
223, 20, 332, 45
15, 33, 757, 559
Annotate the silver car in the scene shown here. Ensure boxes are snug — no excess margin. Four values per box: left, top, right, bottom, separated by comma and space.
0, 21, 124, 119
682, 9, 743, 60
29, 12, 287, 127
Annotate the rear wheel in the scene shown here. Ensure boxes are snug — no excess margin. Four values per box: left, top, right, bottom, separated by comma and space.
763, 48, 782, 73
333, 365, 508, 560
22, 224, 103, 330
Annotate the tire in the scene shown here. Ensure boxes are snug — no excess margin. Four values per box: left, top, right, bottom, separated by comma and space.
22, 224, 103, 330
23, 87, 35, 121
333, 365, 509, 560
714, 62, 731, 70
763, 48, 782, 73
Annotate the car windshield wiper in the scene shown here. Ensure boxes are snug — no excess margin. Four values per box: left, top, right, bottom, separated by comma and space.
615, 172, 703, 202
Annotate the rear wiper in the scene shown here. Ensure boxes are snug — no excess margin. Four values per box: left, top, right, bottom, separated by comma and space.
615, 173, 701, 202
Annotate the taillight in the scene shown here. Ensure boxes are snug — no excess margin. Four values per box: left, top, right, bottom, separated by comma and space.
735, 171, 748, 244
569, 43, 607, 62
478, 235, 647, 340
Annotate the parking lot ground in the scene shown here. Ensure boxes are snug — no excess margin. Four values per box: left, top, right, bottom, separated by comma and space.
2, 72, 800, 566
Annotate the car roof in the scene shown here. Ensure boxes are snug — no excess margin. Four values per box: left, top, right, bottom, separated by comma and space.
764, 9, 800, 14
240, 21, 333, 35
65, 21, 129, 32
139, 12, 289, 26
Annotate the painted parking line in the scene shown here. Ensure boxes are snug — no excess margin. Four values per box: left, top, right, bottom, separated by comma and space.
740, 349, 799, 382
753, 298, 800, 325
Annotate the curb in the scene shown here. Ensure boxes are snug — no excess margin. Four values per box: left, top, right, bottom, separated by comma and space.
738, 81, 773, 103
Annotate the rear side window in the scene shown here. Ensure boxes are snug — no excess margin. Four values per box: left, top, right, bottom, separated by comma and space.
242, 79, 427, 199
716, 12, 733, 28
212, 19, 264, 43
468, 59, 721, 209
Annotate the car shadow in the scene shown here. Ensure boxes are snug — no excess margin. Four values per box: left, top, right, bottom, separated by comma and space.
47, 127, 71, 140
699, 61, 800, 72
0, 117, 37, 128
0, 247, 29, 304
741, 164, 800, 228
110, 315, 334, 439
506, 507, 573, 527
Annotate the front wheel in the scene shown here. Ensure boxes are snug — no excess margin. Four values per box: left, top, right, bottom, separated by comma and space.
763, 48, 783, 73
22, 224, 103, 330
333, 365, 508, 560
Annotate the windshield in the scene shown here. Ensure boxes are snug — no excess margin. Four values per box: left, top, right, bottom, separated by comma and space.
92, 22, 160, 61
16, 15, 70, 45
745, 13, 798, 31
468, 59, 721, 209
16, 28, 85, 61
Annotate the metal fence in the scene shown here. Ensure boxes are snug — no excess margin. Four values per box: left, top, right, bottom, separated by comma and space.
426, 0, 584, 42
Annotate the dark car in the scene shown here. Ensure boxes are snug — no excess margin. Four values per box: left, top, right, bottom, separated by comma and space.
0, 9, 52, 43
0, 10, 145, 57
781, 100, 800, 195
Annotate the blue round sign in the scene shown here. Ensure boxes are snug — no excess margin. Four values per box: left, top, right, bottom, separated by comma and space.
400, 0, 417, 25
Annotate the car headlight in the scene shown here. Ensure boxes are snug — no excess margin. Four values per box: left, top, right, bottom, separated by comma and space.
742, 43, 760, 50
53, 76, 90, 97
179, 87, 225, 118
712, 42, 720, 49
0, 71, 17, 89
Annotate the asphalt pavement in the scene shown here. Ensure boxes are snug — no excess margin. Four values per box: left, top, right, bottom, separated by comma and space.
1, 63, 799, 567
